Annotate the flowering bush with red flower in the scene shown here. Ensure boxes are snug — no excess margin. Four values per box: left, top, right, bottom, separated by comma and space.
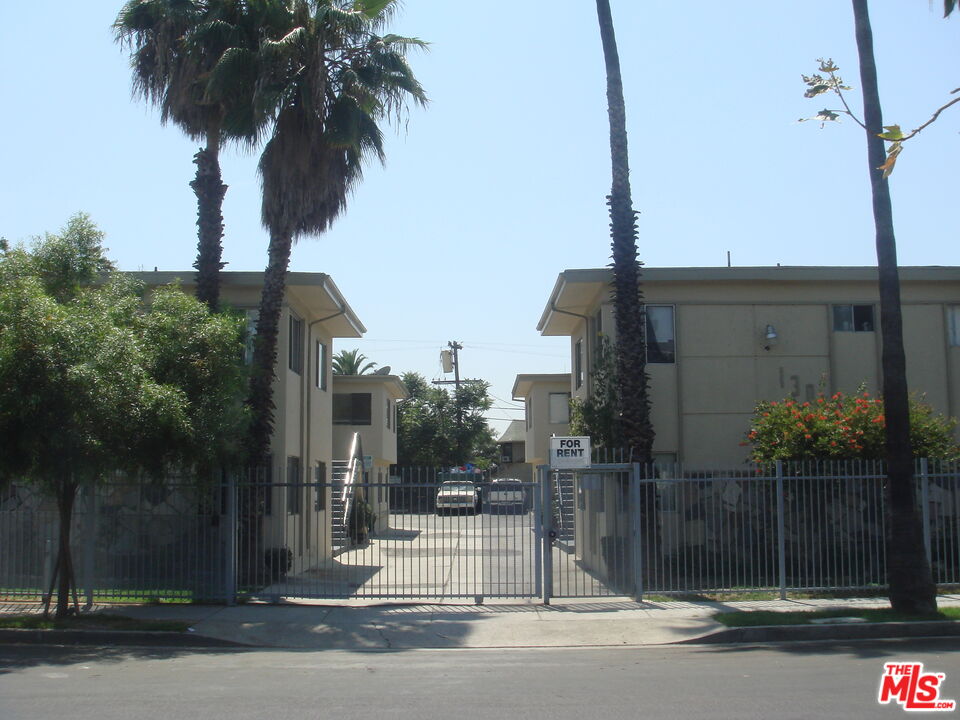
743, 390, 960, 462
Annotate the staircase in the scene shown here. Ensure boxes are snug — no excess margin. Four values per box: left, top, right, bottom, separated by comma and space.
554, 471, 576, 543
330, 461, 350, 552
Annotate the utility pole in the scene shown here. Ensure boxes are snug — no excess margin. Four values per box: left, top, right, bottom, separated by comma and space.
433, 341, 481, 466
434, 341, 479, 388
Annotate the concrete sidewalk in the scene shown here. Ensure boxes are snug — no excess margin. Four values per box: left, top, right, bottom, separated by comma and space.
83, 594, 960, 649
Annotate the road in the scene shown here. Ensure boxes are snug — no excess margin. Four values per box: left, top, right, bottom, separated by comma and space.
2, 639, 958, 719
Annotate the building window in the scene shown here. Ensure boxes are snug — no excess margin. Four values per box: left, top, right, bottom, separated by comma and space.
593, 309, 603, 337
950, 307, 960, 347
286, 456, 302, 514
314, 462, 326, 511
833, 304, 875, 332
386, 399, 391, 430
645, 305, 675, 363
549, 392, 571, 424
525, 398, 533, 430
501, 443, 514, 463
575, 339, 584, 389
316, 341, 327, 390
289, 314, 304, 374
333, 393, 372, 425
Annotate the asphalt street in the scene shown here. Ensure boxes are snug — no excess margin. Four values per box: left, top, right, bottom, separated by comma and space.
2, 638, 958, 720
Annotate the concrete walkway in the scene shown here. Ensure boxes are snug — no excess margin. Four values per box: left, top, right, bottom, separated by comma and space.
73, 594, 960, 649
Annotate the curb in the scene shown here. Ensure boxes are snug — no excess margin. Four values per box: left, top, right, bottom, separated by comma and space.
0, 628, 249, 648
683, 621, 960, 645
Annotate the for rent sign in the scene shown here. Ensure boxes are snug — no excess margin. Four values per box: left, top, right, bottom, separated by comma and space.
549, 436, 591, 469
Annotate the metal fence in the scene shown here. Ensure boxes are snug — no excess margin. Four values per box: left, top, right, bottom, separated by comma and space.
546, 459, 960, 600
0, 479, 230, 605
243, 469, 542, 601
2, 459, 958, 605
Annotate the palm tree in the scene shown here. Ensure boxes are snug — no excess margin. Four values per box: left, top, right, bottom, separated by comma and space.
594, 0, 653, 462
850, 0, 936, 614
114, 0, 271, 311
332, 348, 377, 375
246, 0, 426, 462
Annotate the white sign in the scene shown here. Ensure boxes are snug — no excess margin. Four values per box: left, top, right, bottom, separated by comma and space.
363, 455, 373, 471
549, 436, 591, 469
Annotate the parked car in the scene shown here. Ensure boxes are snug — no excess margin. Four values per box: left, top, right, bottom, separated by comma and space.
487, 478, 529, 513
436, 480, 480, 515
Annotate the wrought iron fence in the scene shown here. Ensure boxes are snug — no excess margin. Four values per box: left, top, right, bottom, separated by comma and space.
0, 477, 231, 605
554, 459, 960, 599
2, 459, 957, 605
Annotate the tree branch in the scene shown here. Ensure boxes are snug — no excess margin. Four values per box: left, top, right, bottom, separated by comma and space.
901, 88, 960, 140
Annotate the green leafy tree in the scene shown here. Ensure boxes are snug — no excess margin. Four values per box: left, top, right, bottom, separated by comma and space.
743, 391, 960, 463
246, 0, 427, 463
114, 0, 275, 311
332, 348, 377, 375
594, 0, 653, 462
396, 372, 497, 468
570, 334, 619, 449
0, 215, 246, 617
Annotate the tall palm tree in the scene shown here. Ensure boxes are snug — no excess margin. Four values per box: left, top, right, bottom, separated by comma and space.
594, 0, 653, 462
332, 348, 377, 375
850, 0, 936, 614
246, 0, 426, 462
115, 0, 272, 310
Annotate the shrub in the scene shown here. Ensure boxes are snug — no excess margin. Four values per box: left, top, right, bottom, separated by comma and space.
743, 390, 960, 462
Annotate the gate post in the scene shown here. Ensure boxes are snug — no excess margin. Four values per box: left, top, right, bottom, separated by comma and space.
539, 465, 553, 605
776, 460, 787, 600
225, 473, 237, 605
631, 463, 643, 602
533, 467, 544, 599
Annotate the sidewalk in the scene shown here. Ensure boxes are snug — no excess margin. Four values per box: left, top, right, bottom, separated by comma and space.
14, 594, 950, 650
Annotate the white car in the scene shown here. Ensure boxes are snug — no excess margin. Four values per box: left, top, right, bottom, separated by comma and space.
436, 480, 480, 515
487, 478, 529, 513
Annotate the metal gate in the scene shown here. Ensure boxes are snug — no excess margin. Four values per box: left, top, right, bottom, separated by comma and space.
540, 463, 639, 601
241, 471, 543, 601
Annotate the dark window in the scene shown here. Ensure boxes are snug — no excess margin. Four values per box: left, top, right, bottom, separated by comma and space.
833, 305, 875, 332
316, 341, 327, 390
289, 314, 304, 374
645, 305, 675, 363
501, 443, 514, 463
333, 393, 372, 425
286, 456, 302, 514
575, 339, 584, 389
386, 399, 391, 430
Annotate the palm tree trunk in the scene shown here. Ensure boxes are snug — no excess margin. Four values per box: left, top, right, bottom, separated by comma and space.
595, 0, 653, 462
191, 122, 227, 312
851, 0, 936, 614
248, 228, 293, 464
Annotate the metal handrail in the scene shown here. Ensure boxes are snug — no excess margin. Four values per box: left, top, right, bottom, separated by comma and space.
340, 433, 364, 530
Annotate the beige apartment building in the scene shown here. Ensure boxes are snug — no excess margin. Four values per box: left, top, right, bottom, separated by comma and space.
537, 266, 960, 467
332, 374, 408, 533
511, 374, 572, 469
136, 271, 365, 569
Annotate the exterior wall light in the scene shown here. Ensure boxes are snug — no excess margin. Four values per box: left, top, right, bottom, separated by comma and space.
762, 324, 778, 351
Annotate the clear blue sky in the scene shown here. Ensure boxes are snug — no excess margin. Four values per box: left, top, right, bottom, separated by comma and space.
2, 2, 957, 436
